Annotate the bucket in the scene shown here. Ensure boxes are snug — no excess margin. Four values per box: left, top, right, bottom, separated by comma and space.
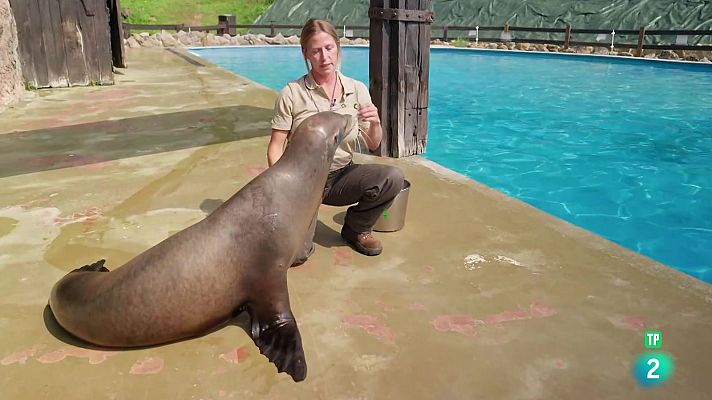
373, 179, 411, 232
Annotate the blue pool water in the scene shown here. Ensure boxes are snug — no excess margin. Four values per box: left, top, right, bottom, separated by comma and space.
191, 46, 712, 283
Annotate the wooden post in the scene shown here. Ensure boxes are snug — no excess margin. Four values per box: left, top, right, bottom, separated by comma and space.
636, 26, 646, 57
218, 15, 236, 36
109, 0, 126, 68
270, 22, 275, 36
564, 24, 572, 49
443, 25, 448, 41
369, 0, 434, 157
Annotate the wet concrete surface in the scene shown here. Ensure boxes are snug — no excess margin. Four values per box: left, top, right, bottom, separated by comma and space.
1, 48, 711, 399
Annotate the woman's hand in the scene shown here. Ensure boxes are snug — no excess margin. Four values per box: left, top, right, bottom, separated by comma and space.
357, 103, 382, 151
357, 103, 381, 125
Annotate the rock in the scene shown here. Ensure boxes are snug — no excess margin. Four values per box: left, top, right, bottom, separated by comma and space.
534, 44, 548, 52
159, 31, 178, 47
269, 33, 288, 45
546, 44, 560, 52
254, 34, 268, 45
701, 57, 711, 63
139, 32, 150, 38
177, 31, 193, 46
487, 43, 498, 49
353, 38, 368, 45
658, 50, 680, 60
618, 51, 634, 57
339, 37, 351, 45
189, 31, 205, 41
578, 46, 594, 54
515, 42, 530, 51
215, 36, 230, 46
232, 35, 250, 46
593, 47, 610, 55
684, 54, 701, 62
126, 36, 141, 48
204, 33, 217, 46
562, 48, 576, 53
287, 35, 300, 45
644, 53, 657, 59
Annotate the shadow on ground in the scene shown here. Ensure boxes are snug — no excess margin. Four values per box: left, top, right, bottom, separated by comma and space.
0, 105, 273, 178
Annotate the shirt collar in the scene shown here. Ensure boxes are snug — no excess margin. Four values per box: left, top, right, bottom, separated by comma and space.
304, 71, 355, 95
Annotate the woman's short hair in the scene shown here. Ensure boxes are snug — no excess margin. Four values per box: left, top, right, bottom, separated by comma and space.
300, 18, 342, 71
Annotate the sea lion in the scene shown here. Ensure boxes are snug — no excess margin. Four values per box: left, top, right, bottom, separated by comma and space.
48, 111, 351, 382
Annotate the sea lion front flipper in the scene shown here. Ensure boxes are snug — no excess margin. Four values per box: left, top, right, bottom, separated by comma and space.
72, 259, 110, 273
244, 273, 307, 382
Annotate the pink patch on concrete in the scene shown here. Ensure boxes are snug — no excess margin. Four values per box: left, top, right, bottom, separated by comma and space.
376, 301, 396, 312
431, 315, 481, 337
342, 315, 396, 344
484, 301, 557, 325
554, 358, 568, 369
333, 248, 353, 266
529, 301, 557, 318
218, 346, 250, 364
20, 155, 64, 169
246, 165, 268, 177
129, 357, 164, 375
1, 345, 46, 366
620, 316, 648, 331
37, 347, 118, 364
423, 265, 434, 273
54, 207, 102, 227
409, 303, 426, 311
484, 309, 531, 325
62, 155, 108, 170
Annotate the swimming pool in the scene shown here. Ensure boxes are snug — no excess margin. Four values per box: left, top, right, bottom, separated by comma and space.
190, 46, 712, 283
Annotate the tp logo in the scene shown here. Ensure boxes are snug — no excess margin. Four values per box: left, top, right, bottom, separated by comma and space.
633, 330, 675, 387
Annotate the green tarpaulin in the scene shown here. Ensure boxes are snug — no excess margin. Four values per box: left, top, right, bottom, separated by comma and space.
254, 0, 712, 44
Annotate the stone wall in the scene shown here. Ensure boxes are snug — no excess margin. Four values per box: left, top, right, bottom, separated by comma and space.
0, 0, 24, 112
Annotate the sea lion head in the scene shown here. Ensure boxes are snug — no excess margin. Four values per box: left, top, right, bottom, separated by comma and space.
286, 111, 352, 164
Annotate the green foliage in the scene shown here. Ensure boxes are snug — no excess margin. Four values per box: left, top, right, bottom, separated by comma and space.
452, 37, 469, 47
120, 0, 275, 26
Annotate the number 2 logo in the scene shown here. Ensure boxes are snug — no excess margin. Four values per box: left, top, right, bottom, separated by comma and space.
647, 358, 660, 379
634, 352, 674, 387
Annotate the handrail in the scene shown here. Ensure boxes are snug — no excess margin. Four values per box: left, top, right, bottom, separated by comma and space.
122, 22, 712, 55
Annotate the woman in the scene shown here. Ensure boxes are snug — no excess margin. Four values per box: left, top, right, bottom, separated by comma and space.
267, 18, 405, 263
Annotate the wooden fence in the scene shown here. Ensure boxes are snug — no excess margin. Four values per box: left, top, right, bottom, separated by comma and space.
124, 20, 712, 55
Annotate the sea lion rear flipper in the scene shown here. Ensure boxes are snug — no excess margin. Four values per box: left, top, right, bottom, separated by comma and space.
243, 273, 307, 382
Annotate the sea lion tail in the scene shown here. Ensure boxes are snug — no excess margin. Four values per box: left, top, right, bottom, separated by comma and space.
73, 259, 110, 273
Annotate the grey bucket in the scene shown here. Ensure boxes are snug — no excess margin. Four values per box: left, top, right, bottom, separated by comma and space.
373, 179, 411, 232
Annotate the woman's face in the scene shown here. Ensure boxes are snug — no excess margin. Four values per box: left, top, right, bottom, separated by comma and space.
303, 31, 339, 77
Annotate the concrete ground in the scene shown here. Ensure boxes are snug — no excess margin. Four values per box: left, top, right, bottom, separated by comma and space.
1, 48, 710, 399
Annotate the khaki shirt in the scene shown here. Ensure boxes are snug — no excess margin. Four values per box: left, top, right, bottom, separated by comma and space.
271, 71, 371, 171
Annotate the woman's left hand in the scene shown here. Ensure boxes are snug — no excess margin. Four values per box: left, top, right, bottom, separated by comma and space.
357, 103, 381, 125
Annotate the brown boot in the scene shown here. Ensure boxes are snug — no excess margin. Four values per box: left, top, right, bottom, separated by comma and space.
341, 225, 383, 256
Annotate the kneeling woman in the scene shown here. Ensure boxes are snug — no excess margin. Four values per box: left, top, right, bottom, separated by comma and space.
267, 18, 405, 262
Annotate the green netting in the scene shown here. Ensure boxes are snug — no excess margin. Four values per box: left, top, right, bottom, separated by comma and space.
253, 0, 712, 45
